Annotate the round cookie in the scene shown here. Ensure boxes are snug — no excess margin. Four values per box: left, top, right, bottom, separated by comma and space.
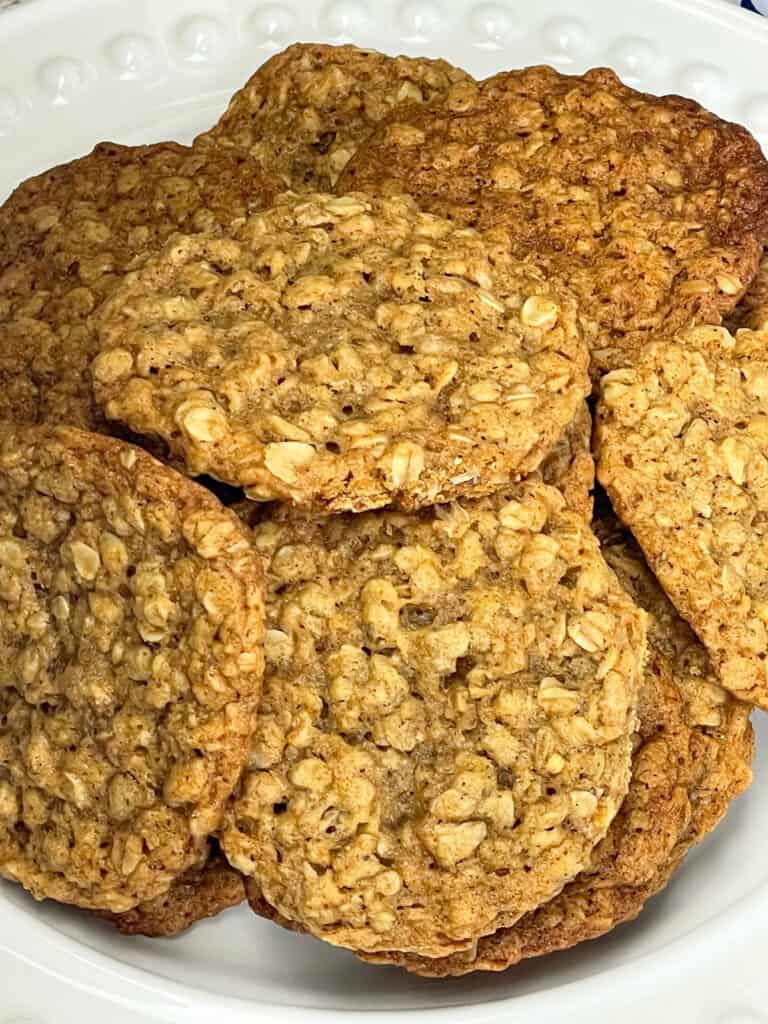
93, 416, 594, 944
108, 406, 595, 942
223, 480, 644, 957
354, 509, 752, 975
91, 191, 589, 513
338, 65, 768, 375
597, 323, 768, 708
100, 846, 245, 937
196, 43, 471, 192
0, 141, 280, 431
0, 424, 265, 912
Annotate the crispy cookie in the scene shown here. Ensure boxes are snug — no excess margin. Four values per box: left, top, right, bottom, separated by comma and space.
92, 409, 586, 943
196, 43, 471, 192
354, 510, 752, 975
91, 192, 589, 513
0, 141, 280, 430
597, 323, 768, 708
100, 846, 245, 937
339, 65, 768, 374
0, 425, 264, 912
223, 481, 644, 957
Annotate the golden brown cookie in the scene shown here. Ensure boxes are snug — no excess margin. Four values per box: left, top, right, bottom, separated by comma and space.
100, 846, 245, 937
339, 65, 768, 375
223, 481, 644, 957
352, 511, 752, 975
0, 141, 280, 431
597, 323, 768, 708
196, 43, 471, 192
91, 191, 589, 513
0, 424, 265, 912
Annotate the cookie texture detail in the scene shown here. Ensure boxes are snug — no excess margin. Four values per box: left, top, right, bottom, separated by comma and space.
197, 43, 472, 192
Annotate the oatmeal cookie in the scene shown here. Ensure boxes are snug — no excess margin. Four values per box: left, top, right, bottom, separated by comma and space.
339, 65, 768, 374
0, 141, 280, 430
96, 407, 574, 941
91, 192, 589, 513
101, 846, 245, 937
223, 481, 644, 957
597, 323, 768, 708
196, 43, 471, 192
355, 511, 752, 975
0, 424, 264, 911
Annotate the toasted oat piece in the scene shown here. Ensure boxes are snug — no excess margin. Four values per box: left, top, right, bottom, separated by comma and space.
339, 65, 768, 375
728, 247, 768, 332
100, 847, 245, 937
0, 141, 280, 431
91, 192, 589, 513
355, 511, 752, 975
597, 323, 768, 708
223, 481, 644, 957
0, 425, 264, 912
196, 43, 471, 192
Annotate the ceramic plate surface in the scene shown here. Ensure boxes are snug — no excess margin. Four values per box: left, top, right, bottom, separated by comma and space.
1, 0, 768, 1021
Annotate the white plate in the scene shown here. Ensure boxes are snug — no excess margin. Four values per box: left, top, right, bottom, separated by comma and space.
1, 0, 768, 1021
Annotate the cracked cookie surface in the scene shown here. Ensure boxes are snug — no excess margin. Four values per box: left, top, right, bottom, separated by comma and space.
339, 65, 768, 375
537, 402, 594, 521
0, 425, 264, 911
197, 43, 471, 192
356, 509, 752, 975
0, 141, 280, 430
92, 192, 589, 513
597, 323, 768, 708
224, 480, 643, 957
729, 247, 768, 333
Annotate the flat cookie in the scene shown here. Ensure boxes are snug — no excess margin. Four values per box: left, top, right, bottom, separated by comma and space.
597, 323, 768, 708
95, 407, 580, 943
196, 43, 471, 192
0, 425, 264, 912
356, 509, 752, 975
237, 405, 595, 954
91, 192, 589, 513
0, 141, 280, 430
223, 480, 644, 957
339, 65, 768, 375
100, 846, 245, 937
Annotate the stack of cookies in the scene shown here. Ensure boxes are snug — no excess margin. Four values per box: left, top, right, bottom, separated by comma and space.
0, 42, 765, 974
